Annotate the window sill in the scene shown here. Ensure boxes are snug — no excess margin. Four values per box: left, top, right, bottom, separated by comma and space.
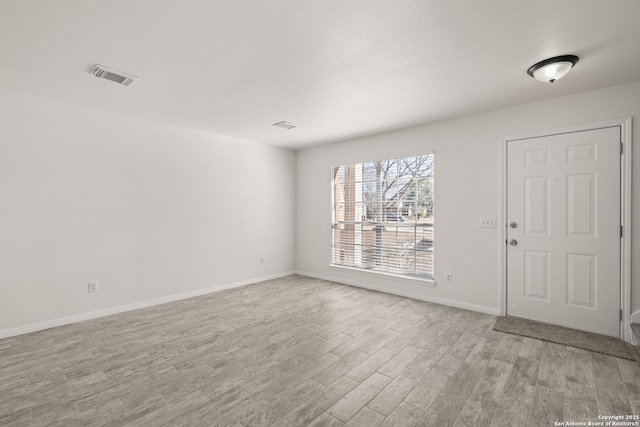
329, 264, 436, 287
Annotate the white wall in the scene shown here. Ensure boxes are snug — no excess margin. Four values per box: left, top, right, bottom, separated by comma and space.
296, 80, 640, 316
3, 81, 639, 338
0, 89, 296, 335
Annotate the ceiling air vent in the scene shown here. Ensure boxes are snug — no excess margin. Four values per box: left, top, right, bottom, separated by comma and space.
273, 121, 296, 129
91, 65, 137, 86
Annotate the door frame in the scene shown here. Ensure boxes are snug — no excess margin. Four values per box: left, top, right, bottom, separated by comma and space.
499, 117, 633, 342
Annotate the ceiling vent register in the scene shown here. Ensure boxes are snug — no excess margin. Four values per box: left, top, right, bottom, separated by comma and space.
273, 121, 296, 129
91, 65, 137, 86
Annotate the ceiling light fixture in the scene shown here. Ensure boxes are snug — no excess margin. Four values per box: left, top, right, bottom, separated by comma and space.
527, 55, 579, 83
273, 121, 296, 129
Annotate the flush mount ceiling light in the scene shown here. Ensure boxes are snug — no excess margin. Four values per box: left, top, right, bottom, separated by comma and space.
91, 64, 137, 86
527, 55, 579, 83
273, 121, 296, 129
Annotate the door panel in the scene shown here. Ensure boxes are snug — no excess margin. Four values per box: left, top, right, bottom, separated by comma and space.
524, 250, 549, 301
507, 126, 621, 337
566, 253, 595, 308
524, 177, 549, 235
567, 173, 595, 236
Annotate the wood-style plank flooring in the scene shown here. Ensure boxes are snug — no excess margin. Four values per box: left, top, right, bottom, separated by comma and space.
1, 275, 639, 426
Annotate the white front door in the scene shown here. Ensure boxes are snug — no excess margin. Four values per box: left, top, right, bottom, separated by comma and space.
506, 126, 621, 337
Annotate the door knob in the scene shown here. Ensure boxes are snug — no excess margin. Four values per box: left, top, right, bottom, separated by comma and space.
509, 239, 518, 246
509, 222, 518, 228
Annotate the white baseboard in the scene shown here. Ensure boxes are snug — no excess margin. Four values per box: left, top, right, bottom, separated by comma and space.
296, 270, 500, 316
0, 271, 295, 340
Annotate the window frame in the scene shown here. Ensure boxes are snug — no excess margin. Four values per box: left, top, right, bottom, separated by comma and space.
330, 154, 435, 283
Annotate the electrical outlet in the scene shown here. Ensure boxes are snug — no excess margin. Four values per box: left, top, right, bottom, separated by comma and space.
88, 281, 98, 293
445, 273, 452, 282
479, 217, 497, 228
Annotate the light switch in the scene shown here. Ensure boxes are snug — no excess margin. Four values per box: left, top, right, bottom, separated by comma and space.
479, 217, 497, 228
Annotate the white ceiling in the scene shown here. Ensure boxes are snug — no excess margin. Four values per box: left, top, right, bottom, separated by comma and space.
1, 1, 640, 150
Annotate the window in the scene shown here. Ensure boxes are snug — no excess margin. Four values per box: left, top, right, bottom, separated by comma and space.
331, 154, 434, 280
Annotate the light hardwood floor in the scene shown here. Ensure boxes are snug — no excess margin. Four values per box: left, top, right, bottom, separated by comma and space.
1, 275, 639, 426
